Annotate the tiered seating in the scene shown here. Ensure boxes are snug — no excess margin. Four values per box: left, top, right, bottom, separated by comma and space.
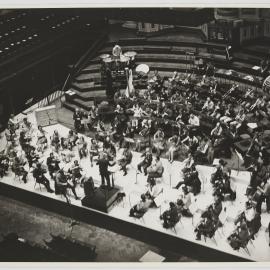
63, 36, 266, 112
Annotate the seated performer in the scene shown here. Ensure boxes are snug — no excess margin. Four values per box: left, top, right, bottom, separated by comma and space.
194, 137, 209, 163
145, 178, 163, 202
129, 194, 152, 218
68, 160, 84, 185
89, 139, 99, 167
119, 145, 133, 176
137, 148, 153, 176
194, 209, 216, 241
11, 155, 28, 183
32, 163, 54, 193
36, 125, 48, 153
67, 130, 79, 149
167, 134, 181, 163
54, 169, 79, 201
147, 156, 164, 182
25, 148, 39, 168
181, 153, 195, 175
19, 131, 32, 153
152, 128, 165, 156
160, 202, 179, 228
181, 133, 199, 155
227, 219, 250, 250
50, 130, 60, 152
77, 136, 88, 159
46, 152, 60, 178
21, 117, 32, 133
174, 164, 201, 194
0, 154, 9, 178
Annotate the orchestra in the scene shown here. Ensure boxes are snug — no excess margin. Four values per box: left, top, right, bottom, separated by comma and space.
2, 51, 270, 257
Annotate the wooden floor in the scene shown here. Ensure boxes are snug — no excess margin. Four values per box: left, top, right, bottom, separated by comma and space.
1, 110, 270, 262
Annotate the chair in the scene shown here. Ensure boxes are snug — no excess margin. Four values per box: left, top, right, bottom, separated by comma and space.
34, 178, 42, 191
153, 167, 164, 184
202, 222, 219, 246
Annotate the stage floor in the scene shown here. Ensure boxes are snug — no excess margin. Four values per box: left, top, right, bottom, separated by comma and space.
1, 112, 270, 262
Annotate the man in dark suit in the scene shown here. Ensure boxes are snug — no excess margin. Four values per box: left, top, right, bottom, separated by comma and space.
96, 152, 115, 189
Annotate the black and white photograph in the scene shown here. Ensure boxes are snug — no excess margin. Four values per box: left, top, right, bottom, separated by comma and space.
1, 4, 270, 264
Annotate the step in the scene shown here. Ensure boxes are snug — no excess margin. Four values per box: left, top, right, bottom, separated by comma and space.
70, 98, 98, 111
70, 89, 107, 101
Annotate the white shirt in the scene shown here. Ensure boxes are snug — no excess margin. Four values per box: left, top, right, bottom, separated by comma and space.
189, 116, 200, 126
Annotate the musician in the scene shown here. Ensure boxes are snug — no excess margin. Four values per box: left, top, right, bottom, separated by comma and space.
21, 117, 32, 133
87, 105, 98, 130
152, 128, 165, 156
129, 194, 152, 218
112, 44, 122, 59
96, 152, 115, 189
256, 177, 270, 213
137, 148, 153, 176
95, 120, 106, 141
19, 131, 32, 153
202, 97, 214, 113
181, 153, 195, 174
0, 154, 9, 178
167, 134, 181, 163
160, 202, 179, 229
188, 113, 200, 130
194, 206, 216, 241
32, 163, 54, 193
145, 178, 163, 202
230, 108, 246, 132
89, 139, 99, 167
103, 136, 116, 160
12, 155, 28, 183
119, 145, 133, 176
77, 136, 88, 159
36, 125, 48, 152
129, 103, 144, 130
46, 152, 60, 178
69, 159, 84, 185
227, 219, 249, 250
50, 130, 60, 152
210, 122, 223, 140
73, 108, 83, 131
67, 130, 79, 149
220, 103, 235, 123
181, 133, 199, 155
194, 137, 209, 163
210, 101, 222, 119
54, 169, 79, 200
146, 155, 164, 182
26, 148, 39, 168
213, 173, 236, 201
175, 164, 201, 194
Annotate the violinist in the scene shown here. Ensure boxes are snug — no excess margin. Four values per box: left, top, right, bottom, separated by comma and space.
12, 155, 28, 183
36, 125, 48, 152
152, 128, 165, 156
194, 205, 216, 241
167, 134, 181, 163
50, 130, 60, 152
26, 148, 39, 168
69, 160, 84, 186
32, 163, 54, 193
0, 154, 9, 178
137, 148, 153, 176
55, 169, 79, 201
119, 145, 133, 176
46, 152, 60, 178
77, 136, 88, 159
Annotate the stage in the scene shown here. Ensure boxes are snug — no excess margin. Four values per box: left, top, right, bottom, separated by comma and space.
1, 112, 270, 262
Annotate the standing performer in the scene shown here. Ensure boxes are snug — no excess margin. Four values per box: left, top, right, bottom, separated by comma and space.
96, 152, 115, 189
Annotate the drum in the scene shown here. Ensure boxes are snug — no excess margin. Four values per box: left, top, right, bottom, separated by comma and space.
120, 55, 129, 69
100, 54, 110, 60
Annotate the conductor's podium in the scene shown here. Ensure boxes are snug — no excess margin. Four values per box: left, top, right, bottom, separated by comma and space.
81, 185, 122, 213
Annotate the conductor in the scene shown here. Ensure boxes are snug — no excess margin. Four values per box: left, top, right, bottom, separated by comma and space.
96, 152, 115, 189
